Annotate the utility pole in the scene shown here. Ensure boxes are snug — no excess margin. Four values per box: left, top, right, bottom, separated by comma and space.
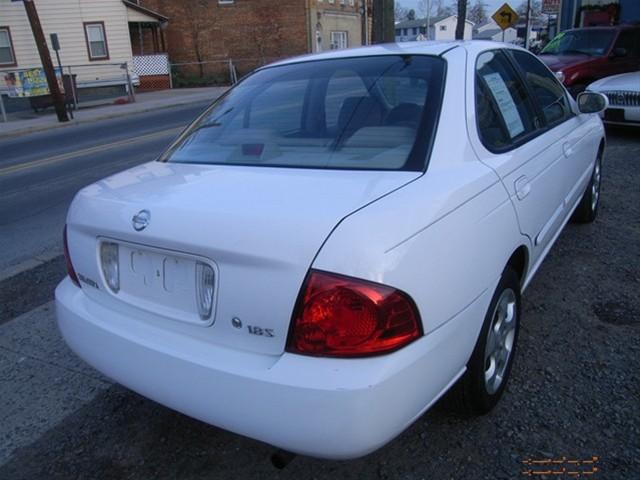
524, 0, 532, 50
426, 0, 431, 40
372, 0, 395, 44
22, 0, 68, 122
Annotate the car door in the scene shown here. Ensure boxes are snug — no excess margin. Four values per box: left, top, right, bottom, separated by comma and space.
467, 49, 574, 269
509, 49, 596, 217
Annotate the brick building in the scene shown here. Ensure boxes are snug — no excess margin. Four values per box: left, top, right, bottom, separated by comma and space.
137, 0, 371, 83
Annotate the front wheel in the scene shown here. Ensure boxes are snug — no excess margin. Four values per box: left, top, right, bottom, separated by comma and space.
453, 267, 521, 414
572, 153, 602, 224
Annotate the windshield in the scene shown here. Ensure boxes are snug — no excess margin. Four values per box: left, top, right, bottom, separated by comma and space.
161, 55, 445, 171
541, 30, 616, 56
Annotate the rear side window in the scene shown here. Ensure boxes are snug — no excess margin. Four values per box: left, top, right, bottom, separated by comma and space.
475, 50, 537, 151
614, 30, 640, 57
510, 50, 573, 126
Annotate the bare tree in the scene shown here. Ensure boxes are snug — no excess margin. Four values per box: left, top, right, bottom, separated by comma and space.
417, 0, 436, 18
435, 0, 451, 16
468, 0, 487, 25
517, 0, 543, 22
395, 1, 410, 21
455, 0, 468, 40
183, 0, 212, 78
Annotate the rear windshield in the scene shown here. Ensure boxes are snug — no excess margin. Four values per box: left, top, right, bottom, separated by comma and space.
541, 30, 616, 56
161, 55, 445, 171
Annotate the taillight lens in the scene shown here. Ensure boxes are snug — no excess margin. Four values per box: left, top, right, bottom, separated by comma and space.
100, 242, 120, 293
195, 261, 215, 320
287, 270, 422, 357
63, 225, 81, 288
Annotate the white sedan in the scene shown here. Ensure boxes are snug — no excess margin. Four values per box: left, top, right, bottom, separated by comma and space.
588, 71, 640, 126
56, 41, 607, 461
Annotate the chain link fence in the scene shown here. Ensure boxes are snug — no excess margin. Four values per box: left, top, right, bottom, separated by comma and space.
169, 57, 284, 88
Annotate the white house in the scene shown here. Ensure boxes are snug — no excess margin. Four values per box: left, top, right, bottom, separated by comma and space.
473, 20, 518, 43
433, 16, 474, 41
0, 0, 169, 102
395, 15, 473, 42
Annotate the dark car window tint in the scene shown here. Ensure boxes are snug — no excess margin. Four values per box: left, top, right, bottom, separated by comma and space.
614, 30, 640, 57
161, 55, 445, 171
475, 50, 536, 151
511, 50, 572, 126
249, 79, 309, 134
325, 72, 369, 132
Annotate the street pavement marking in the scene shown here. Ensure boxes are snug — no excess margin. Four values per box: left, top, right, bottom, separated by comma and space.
0, 126, 183, 176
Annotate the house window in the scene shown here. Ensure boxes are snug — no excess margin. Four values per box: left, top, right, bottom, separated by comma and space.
0, 27, 16, 66
439, 25, 447, 31
84, 22, 109, 60
330, 31, 348, 50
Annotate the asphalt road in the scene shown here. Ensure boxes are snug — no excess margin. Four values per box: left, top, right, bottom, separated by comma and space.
0, 101, 211, 274
0, 125, 638, 479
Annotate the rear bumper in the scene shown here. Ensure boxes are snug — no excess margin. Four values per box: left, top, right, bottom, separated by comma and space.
55, 277, 486, 459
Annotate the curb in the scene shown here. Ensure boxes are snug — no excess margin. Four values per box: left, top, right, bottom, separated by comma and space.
0, 249, 64, 283
0, 93, 221, 140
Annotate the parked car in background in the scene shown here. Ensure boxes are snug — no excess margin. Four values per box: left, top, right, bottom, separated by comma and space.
588, 71, 640, 126
539, 25, 640, 97
56, 41, 608, 460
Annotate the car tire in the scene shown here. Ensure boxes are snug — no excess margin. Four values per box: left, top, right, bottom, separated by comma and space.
572, 152, 602, 224
452, 267, 521, 415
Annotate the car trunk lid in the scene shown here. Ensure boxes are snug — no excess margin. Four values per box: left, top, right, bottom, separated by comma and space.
66, 161, 419, 355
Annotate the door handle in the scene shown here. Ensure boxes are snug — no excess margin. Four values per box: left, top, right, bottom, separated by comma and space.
514, 176, 531, 200
563, 141, 574, 158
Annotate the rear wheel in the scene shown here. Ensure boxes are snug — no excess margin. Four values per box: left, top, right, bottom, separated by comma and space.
453, 267, 521, 414
572, 152, 602, 224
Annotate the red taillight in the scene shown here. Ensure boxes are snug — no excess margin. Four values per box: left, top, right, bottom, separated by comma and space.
286, 270, 422, 357
63, 225, 81, 288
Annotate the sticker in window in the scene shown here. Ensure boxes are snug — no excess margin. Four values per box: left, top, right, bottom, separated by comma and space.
483, 72, 525, 139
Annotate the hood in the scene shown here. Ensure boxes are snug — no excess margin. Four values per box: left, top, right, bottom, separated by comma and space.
589, 71, 640, 91
538, 53, 596, 71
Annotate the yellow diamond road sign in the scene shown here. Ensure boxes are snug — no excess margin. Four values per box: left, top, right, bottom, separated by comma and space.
492, 3, 519, 31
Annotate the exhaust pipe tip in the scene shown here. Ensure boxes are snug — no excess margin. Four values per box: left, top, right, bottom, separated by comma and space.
270, 449, 297, 469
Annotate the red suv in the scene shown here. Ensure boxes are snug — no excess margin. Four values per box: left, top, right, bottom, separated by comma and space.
539, 26, 640, 97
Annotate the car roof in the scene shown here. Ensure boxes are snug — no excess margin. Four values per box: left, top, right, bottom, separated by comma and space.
267, 41, 525, 68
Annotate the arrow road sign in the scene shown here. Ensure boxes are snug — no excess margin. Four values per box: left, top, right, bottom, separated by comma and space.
492, 3, 519, 31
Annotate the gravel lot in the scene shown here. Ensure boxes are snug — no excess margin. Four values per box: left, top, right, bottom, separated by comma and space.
1, 127, 638, 479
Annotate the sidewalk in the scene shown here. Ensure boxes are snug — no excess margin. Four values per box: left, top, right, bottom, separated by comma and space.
0, 87, 227, 139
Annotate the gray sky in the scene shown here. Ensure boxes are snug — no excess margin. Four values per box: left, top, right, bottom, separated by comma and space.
397, 0, 518, 18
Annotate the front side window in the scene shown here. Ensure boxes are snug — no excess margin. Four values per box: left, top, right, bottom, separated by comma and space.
161, 55, 446, 171
0, 27, 16, 66
475, 50, 537, 151
85, 22, 109, 60
510, 50, 572, 126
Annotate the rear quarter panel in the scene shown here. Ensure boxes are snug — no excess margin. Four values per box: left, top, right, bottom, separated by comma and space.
314, 46, 529, 369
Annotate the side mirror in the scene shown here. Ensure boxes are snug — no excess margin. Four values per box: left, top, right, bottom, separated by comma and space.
610, 47, 627, 58
577, 91, 609, 114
